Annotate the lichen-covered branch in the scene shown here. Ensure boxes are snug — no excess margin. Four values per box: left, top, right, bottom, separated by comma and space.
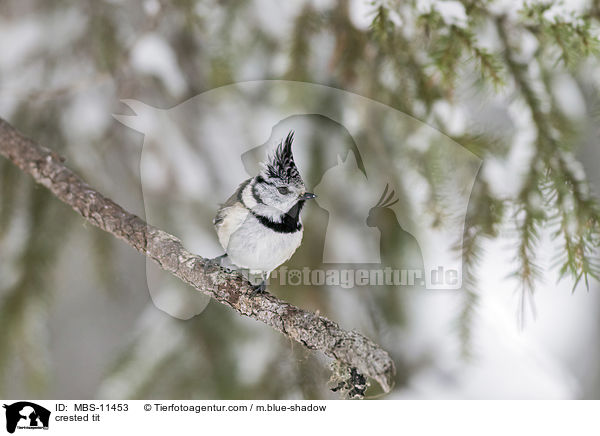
0, 117, 395, 396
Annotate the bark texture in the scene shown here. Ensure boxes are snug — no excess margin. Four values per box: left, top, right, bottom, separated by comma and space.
0, 117, 395, 395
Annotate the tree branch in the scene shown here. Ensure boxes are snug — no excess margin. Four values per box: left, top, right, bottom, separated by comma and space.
0, 117, 395, 396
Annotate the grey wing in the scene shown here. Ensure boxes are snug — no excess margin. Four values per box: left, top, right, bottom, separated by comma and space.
213, 178, 251, 226
213, 179, 252, 250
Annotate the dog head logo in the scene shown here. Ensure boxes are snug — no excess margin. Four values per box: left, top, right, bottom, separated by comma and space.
3, 402, 50, 433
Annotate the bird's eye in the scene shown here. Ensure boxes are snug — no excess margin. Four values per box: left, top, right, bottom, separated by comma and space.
277, 187, 289, 195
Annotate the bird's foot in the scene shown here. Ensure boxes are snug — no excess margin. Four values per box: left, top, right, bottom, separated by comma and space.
203, 254, 228, 274
249, 280, 267, 297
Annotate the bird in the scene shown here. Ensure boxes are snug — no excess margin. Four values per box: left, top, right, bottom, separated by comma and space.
212, 131, 316, 294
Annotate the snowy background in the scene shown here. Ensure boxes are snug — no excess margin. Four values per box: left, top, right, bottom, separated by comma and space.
1, 0, 600, 399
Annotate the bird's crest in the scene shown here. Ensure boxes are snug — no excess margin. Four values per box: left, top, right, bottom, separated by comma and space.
263, 131, 303, 186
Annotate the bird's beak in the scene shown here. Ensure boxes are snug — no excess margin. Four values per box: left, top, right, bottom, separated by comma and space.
299, 192, 317, 200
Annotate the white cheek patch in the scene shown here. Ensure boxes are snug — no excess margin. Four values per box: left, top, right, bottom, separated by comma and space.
244, 181, 286, 220
254, 204, 285, 221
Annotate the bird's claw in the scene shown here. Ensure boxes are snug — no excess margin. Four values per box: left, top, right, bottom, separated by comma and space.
203, 254, 227, 274
249, 280, 267, 296
203, 259, 216, 275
